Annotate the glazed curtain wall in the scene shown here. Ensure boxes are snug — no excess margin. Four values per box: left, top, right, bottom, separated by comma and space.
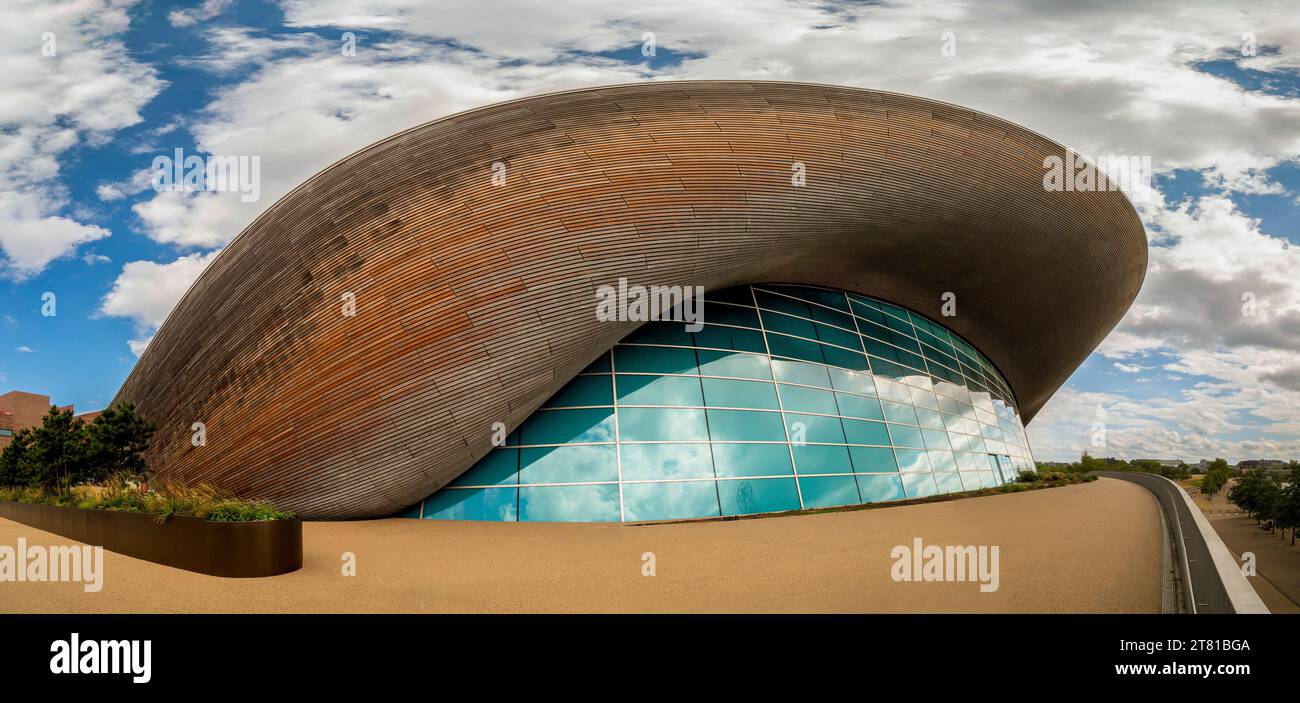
401, 285, 1035, 522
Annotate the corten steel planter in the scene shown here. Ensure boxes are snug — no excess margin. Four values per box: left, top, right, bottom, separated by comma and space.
0, 501, 302, 578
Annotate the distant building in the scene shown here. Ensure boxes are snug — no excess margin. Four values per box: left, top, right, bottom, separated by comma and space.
1136, 458, 1184, 468
0, 391, 97, 450
1236, 459, 1287, 473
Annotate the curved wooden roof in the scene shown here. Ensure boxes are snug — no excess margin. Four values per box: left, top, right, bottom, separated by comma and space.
114, 81, 1147, 518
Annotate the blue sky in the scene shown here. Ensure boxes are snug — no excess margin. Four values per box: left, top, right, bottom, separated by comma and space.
3, 0, 1300, 463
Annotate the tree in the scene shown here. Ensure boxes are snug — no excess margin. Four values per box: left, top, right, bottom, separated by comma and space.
0, 428, 34, 486
1200, 458, 1232, 497
84, 403, 156, 483
21, 406, 89, 491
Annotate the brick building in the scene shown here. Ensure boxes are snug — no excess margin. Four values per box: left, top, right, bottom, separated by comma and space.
0, 391, 81, 450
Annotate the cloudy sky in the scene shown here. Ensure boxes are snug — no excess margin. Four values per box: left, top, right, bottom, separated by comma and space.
2, 0, 1299, 463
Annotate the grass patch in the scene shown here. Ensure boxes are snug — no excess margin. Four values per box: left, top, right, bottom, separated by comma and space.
0, 474, 295, 523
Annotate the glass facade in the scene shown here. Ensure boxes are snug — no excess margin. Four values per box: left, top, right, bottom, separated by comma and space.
402, 284, 1035, 522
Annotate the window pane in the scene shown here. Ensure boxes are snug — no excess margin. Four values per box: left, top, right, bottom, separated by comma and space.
926, 450, 957, 472
799, 476, 861, 508
711, 443, 793, 477
894, 448, 932, 472
520, 445, 618, 484
424, 488, 518, 521
693, 324, 766, 353
959, 472, 984, 491
708, 409, 786, 441
849, 446, 899, 473
450, 448, 519, 486
856, 473, 906, 502
921, 428, 953, 450
934, 472, 964, 494
836, 393, 885, 421
767, 333, 826, 364
617, 374, 703, 406
618, 407, 708, 441
543, 374, 614, 408
778, 384, 838, 414
519, 484, 621, 522
702, 378, 779, 409
520, 408, 615, 444
785, 412, 845, 444
762, 310, 817, 338
828, 367, 876, 396
622, 481, 720, 522
887, 423, 925, 449
915, 407, 946, 430
792, 444, 852, 474
620, 443, 715, 481
901, 472, 939, 498
623, 320, 694, 346
702, 304, 760, 329
717, 478, 801, 515
696, 349, 770, 379
772, 358, 831, 388
882, 401, 919, 425
821, 345, 869, 371
843, 419, 891, 446
614, 345, 698, 374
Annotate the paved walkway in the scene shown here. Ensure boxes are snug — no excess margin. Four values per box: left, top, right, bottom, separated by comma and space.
1, 477, 1161, 613
1205, 514, 1300, 614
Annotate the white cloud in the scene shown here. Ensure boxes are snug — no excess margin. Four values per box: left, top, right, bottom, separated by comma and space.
0, 0, 162, 278
1113, 363, 1143, 374
168, 0, 232, 28
15, 346, 35, 353
99, 251, 221, 355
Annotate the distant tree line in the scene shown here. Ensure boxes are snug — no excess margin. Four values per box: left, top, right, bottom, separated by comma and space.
0, 404, 155, 492
1038, 454, 1194, 481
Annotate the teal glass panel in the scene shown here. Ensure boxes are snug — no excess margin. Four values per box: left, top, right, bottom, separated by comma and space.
901, 472, 939, 498
543, 374, 614, 408
856, 473, 906, 502
849, 445, 899, 472
828, 366, 876, 396
520, 445, 618, 484
835, 393, 885, 421
772, 358, 831, 388
693, 324, 766, 353
702, 304, 761, 328
954, 451, 986, 471
707, 409, 786, 441
842, 419, 891, 446
921, 428, 953, 450
894, 448, 932, 472
519, 484, 620, 522
617, 374, 704, 406
766, 333, 826, 364
785, 412, 845, 444
579, 353, 610, 373
450, 448, 518, 486
396, 503, 421, 518
821, 344, 870, 371
622, 481, 721, 522
792, 443, 852, 474
762, 310, 817, 338
696, 349, 771, 379
799, 475, 861, 508
915, 407, 947, 430
424, 488, 518, 521
887, 423, 925, 448
620, 443, 715, 481
623, 320, 694, 346
614, 345, 698, 374
718, 478, 801, 515
711, 443, 794, 477
619, 407, 708, 441
520, 408, 615, 444
778, 383, 838, 414
934, 472, 964, 494
814, 322, 861, 349
959, 472, 984, 491
882, 401, 919, 425
702, 377, 779, 409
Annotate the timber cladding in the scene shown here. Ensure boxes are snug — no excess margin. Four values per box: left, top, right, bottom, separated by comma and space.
111, 81, 1147, 519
